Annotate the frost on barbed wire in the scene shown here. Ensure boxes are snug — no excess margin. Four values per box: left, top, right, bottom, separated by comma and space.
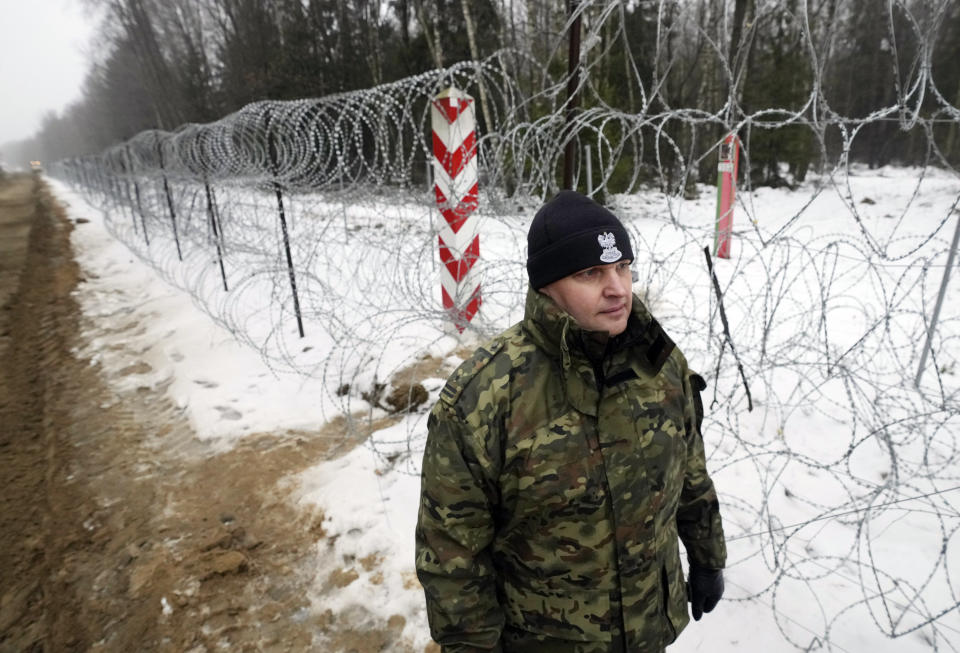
49, 0, 960, 648
55, 57, 539, 405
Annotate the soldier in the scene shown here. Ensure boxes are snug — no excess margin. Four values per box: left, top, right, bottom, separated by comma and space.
416, 190, 726, 652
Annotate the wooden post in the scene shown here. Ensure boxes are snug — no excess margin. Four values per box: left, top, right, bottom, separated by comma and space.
432, 87, 481, 333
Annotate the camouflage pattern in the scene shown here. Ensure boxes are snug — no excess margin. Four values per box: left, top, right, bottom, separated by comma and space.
416, 287, 726, 652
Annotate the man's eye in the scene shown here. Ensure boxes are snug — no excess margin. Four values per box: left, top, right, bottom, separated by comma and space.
578, 268, 598, 279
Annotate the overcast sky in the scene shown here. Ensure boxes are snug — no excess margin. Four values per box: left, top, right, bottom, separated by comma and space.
0, 0, 99, 146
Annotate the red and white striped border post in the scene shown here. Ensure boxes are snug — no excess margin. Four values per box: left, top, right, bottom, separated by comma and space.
714, 133, 740, 259
432, 87, 480, 333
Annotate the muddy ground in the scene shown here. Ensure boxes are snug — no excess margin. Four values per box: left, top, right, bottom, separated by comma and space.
0, 174, 430, 652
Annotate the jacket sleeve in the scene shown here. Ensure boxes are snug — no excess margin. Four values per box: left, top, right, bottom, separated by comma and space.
676, 371, 727, 570
415, 398, 505, 652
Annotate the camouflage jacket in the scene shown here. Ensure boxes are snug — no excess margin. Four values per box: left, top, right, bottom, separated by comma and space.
416, 287, 726, 652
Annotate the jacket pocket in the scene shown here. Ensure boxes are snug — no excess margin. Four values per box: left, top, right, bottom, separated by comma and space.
500, 577, 613, 643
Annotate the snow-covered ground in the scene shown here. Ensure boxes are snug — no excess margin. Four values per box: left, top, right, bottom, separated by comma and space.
53, 165, 960, 651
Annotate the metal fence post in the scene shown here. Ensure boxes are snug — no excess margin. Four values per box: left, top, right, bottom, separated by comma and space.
204, 180, 228, 291
915, 213, 960, 388
267, 121, 305, 338
156, 136, 183, 261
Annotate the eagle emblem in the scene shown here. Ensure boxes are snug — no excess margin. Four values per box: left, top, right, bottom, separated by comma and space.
597, 232, 622, 263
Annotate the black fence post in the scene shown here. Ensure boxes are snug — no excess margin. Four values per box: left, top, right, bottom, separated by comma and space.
156, 136, 183, 261
119, 152, 139, 237
109, 167, 124, 213
274, 182, 304, 338
134, 179, 149, 247
127, 149, 150, 248
79, 160, 91, 193
96, 163, 108, 200
266, 116, 305, 338
204, 180, 228, 291
703, 246, 753, 412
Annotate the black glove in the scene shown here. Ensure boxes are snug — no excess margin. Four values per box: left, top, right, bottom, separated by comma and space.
687, 565, 724, 621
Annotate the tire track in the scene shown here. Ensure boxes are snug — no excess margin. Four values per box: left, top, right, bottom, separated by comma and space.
0, 175, 416, 652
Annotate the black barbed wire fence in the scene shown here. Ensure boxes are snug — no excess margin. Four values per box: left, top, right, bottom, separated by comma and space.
49, 0, 960, 649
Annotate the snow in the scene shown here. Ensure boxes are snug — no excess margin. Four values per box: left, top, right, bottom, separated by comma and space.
51, 166, 960, 651
66, 194, 334, 448
297, 416, 435, 646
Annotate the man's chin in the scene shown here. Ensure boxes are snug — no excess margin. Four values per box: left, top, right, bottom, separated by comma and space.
602, 316, 629, 336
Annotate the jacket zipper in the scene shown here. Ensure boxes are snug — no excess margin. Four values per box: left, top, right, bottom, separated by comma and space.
592, 390, 628, 652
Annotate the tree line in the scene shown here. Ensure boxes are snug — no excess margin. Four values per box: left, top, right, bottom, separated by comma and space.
4, 0, 959, 190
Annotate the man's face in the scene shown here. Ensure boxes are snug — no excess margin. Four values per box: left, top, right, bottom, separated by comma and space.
540, 260, 633, 336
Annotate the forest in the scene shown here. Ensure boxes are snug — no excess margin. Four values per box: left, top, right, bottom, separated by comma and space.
5, 0, 960, 189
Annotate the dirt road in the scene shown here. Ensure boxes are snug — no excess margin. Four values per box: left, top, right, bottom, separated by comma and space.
0, 175, 417, 652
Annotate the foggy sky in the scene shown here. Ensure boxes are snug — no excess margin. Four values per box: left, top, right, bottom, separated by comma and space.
0, 0, 98, 147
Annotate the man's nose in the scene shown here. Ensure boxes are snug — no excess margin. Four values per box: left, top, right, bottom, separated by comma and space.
601, 268, 626, 295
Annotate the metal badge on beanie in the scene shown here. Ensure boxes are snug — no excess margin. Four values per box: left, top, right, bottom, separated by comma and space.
598, 232, 622, 263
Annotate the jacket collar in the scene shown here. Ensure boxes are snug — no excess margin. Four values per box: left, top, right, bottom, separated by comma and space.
521, 285, 675, 376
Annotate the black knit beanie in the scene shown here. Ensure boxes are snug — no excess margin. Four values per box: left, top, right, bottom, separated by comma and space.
526, 190, 634, 289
